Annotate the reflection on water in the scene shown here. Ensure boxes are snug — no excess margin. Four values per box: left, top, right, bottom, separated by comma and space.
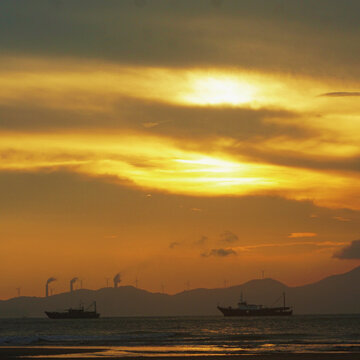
1, 315, 360, 358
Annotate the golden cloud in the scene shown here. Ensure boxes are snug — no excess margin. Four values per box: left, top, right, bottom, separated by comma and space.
0, 132, 360, 209
0, 57, 359, 210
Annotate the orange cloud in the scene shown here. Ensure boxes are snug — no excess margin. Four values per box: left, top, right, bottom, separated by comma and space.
288, 233, 317, 238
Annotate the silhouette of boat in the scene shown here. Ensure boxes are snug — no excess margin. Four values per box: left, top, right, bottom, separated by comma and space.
45, 301, 100, 319
217, 292, 292, 316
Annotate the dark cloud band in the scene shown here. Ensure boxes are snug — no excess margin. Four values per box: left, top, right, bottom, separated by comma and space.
320, 92, 360, 97
334, 239, 360, 259
201, 248, 237, 257
1, 1, 360, 78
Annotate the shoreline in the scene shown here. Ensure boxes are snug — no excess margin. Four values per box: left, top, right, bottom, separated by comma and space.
1, 347, 360, 359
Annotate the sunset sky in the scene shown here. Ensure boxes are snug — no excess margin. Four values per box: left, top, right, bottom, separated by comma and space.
1, 0, 360, 299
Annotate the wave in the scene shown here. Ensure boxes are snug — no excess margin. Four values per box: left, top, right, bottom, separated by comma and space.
3, 333, 360, 348
0, 336, 41, 346
1, 316, 360, 355
0, 332, 181, 346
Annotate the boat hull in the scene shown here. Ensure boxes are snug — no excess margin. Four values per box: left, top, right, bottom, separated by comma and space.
217, 306, 292, 316
45, 311, 100, 319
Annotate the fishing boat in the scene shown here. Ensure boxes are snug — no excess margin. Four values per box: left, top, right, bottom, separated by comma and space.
45, 301, 100, 319
217, 292, 292, 316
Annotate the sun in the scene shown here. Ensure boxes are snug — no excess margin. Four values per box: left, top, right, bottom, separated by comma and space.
181, 75, 256, 106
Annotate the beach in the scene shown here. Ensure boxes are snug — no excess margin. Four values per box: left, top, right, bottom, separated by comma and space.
1, 347, 360, 359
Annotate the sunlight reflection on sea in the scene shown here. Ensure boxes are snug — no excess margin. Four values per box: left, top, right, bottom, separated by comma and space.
1, 315, 359, 358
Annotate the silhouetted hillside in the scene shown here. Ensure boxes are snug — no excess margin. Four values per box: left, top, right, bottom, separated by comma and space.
289, 266, 360, 314
0, 266, 359, 317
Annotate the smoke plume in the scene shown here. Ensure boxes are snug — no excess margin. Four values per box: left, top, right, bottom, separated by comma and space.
46, 277, 56, 285
113, 273, 121, 288
45, 277, 57, 297
70, 277, 78, 292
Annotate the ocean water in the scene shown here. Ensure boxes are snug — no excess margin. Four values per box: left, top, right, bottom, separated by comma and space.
0, 315, 359, 357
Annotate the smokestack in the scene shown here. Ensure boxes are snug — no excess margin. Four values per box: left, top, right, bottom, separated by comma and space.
70, 277, 78, 292
46, 277, 56, 297
113, 273, 121, 288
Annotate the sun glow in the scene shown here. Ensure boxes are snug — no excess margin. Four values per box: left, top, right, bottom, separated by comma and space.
0, 58, 360, 208
0, 132, 359, 208
174, 157, 240, 173
181, 76, 256, 106
2, 56, 359, 117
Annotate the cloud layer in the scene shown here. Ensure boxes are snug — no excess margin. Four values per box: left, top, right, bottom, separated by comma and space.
1, 1, 360, 79
202, 248, 237, 257
334, 240, 360, 259
0, 1, 359, 298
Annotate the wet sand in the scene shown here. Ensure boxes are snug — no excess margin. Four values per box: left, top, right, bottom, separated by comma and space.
0, 347, 104, 358
0, 346, 104, 360
0, 347, 359, 359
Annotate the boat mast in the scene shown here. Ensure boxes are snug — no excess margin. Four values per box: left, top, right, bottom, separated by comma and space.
283, 292, 286, 308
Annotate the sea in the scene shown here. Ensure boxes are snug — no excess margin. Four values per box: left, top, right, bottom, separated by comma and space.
0, 315, 359, 357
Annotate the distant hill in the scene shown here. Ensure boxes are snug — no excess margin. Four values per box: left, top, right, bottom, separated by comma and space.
1, 266, 359, 317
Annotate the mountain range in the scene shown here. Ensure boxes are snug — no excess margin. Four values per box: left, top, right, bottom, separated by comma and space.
1, 266, 359, 317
